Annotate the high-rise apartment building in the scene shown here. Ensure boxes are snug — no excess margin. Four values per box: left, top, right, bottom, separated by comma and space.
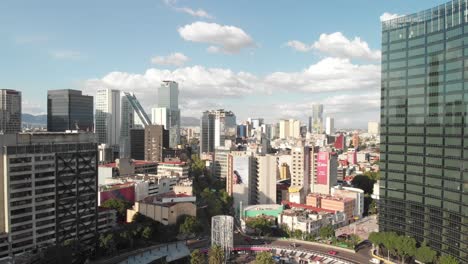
381, 2, 467, 261
289, 146, 314, 203
0, 132, 97, 259
47, 89, 93, 132
95, 88, 121, 147
325, 117, 334, 135
279, 119, 289, 139
289, 119, 301, 139
226, 152, 258, 214
0, 89, 21, 134
144, 125, 169, 162
312, 104, 324, 133
311, 151, 338, 195
153, 81, 180, 148
200, 109, 236, 153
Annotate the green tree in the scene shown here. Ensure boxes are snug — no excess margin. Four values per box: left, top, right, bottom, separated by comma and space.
99, 233, 116, 255
246, 217, 273, 236
351, 175, 375, 194
319, 225, 335, 239
179, 215, 202, 236
255, 251, 275, 264
292, 229, 303, 239
395, 236, 416, 264
368, 198, 378, 215
415, 244, 437, 264
142, 226, 153, 240
438, 255, 459, 264
190, 249, 205, 264
348, 234, 361, 247
191, 154, 206, 177
101, 198, 132, 222
363, 171, 381, 181
382, 232, 399, 261
208, 245, 224, 264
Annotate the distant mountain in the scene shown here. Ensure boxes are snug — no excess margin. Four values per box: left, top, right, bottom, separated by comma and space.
22, 113, 47, 124
181, 116, 200, 127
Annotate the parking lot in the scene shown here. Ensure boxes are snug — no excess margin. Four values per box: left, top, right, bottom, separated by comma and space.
335, 216, 378, 240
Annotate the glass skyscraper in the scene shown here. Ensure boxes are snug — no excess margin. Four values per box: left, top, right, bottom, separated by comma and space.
47, 89, 93, 132
154, 81, 180, 148
381, 1, 467, 261
0, 89, 21, 134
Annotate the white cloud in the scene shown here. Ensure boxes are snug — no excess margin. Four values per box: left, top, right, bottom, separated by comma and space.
264, 57, 380, 93
14, 35, 48, 44
178, 22, 254, 54
286, 32, 380, 61
151, 52, 189, 66
175, 7, 213, 19
83, 57, 379, 120
50, 50, 83, 60
206, 46, 220, 53
380, 12, 403, 22
286, 40, 313, 52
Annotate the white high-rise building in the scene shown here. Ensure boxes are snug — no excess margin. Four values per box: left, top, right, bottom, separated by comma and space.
368, 121, 380, 135
325, 117, 334, 135
279, 120, 289, 139
153, 81, 180, 148
95, 88, 121, 147
257, 155, 278, 204
289, 119, 301, 139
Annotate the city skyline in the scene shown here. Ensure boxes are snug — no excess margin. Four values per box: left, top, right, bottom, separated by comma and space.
0, 0, 446, 128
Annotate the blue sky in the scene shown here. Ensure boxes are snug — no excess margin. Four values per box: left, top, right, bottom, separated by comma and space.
0, 0, 446, 128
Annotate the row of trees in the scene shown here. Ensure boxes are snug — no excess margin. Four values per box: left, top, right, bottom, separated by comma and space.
190, 247, 276, 264
369, 232, 459, 264
98, 213, 202, 258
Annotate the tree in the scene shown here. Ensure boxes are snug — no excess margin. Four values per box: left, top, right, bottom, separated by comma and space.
255, 251, 275, 264
191, 154, 206, 177
99, 233, 116, 255
319, 225, 335, 239
142, 226, 153, 240
190, 249, 205, 264
438, 255, 459, 264
382, 232, 399, 261
179, 215, 202, 236
351, 175, 375, 194
101, 198, 132, 222
246, 217, 273, 236
415, 244, 437, 264
395, 236, 416, 264
349, 234, 361, 247
208, 245, 224, 264
363, 171, 381, 181
368, 198, 377, 215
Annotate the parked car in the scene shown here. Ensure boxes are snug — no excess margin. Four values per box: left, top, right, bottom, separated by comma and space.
327, 250, 337, 255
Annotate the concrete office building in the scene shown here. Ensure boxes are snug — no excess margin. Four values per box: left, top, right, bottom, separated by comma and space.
200, 109, 236, 153
144, 125, 169, 162
47, 89, 93, 132
256, 155, 278, 204
325, 117, 334, 135
311, 151, 338, 195
0, 132, 98, 258
0, 89, 21, 134
381, 2, 468, 261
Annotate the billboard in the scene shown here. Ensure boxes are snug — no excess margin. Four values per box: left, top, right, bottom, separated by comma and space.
100, 185, 135, 205
317, 151, 329, 185
233, 156, 250, 185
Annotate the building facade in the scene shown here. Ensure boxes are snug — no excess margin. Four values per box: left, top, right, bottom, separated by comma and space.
0, 89, 21, 134
200, 109, 236, 153
95, 88, 121, 147
256, 155, 278, 204
381, 2, 468, 261
153, 81, 180, 148
0, 132, 98, 258
130, 128, 145, 160
144, 125, 169, 162
312, 104, 324, 133
325, 117, 334, 135
47, 89, 93, 132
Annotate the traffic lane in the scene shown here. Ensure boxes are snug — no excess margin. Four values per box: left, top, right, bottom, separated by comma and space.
271, 240, 371, 264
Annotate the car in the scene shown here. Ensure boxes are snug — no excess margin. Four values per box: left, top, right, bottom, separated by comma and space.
328, 250, 337, 255
289, 243, 298, 248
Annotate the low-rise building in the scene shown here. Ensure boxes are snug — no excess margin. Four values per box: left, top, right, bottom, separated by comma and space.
98, 208, 117, 233
331, 186, 365, 218
306, 193, 355, 222
126, 192, 196, 225
157, 161, 189, 178
278, 206, 346, 235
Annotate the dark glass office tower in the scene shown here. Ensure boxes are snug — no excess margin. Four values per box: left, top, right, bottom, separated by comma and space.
47, 89, 93, 132
381, 1, 467, 262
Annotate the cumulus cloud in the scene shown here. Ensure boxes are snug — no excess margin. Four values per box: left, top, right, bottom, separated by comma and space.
178, 22, 255, 53
151, 52, 189, 66
380, 12, 403, 22
286, 32, 380, 61
50, 50, 84, 60
286, 40, 313, 52
83, 57, 379, 119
